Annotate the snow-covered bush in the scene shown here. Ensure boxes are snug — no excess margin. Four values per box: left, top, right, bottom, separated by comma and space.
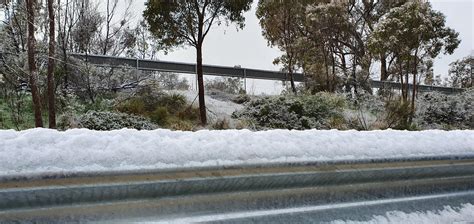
78, 111, 157, 130
344, 92, 387, 130
205, 77, 243, 94
415, 89, 473, 129
232, 94, 251, 104
115, 88, 200, 129
232, 93, 346, 130
211, 118, 230, 130
156, 72, 190, 90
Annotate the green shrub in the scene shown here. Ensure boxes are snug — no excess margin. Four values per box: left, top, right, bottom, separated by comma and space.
344, 92, 387, 130
232, 94, 251, 104
78, 111, 157, 130
84, 97, 115, 112
384, 99, 412, 129
232, 93, 346, 130
116, 91, 186, 116
116, 98, 146, 115
167, 118, 194, 131
205, 77, 243, 94
115, 90, 199, 129
159, 93, 186, 113
211, 118, 230, 130
177, 107, 200, 121
150, 106, 169, 125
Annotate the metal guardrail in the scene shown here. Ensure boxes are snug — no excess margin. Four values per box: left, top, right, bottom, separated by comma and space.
1, 155, 473, 222
70, 53, 292, 81
0, 52, 464, 94
69, 53, 465, 94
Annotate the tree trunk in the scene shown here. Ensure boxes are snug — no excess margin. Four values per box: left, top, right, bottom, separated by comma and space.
27, 0, 43, 127
380, 54, 387, 81
322, 47, 330, 91
410, 72, 416, 121
379, 53, 388, 96
405, 63, 409, 103
410, 55, 418, 124
331, 53, 336, 93
341, 53, 350, 92
196, 44, 207, 125
352, 55, 358, 94
47, 0, 56, 129
288, 59, 296, 95
399, 60, 405, 102
103, 0, 111, 55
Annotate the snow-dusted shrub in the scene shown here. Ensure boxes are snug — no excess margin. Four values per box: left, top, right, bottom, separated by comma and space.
115, 88, 199, 129
206, 90, 234, 102
231, 94, 251, 104
211, 118, 230, 130
232, 93, 346, 130
117, 87, 187, 116
345, 92, 386, 130
78, 111, 157, 130
156, 72, 190, 90
415, 88, 473, 129
205, 77, 243, 94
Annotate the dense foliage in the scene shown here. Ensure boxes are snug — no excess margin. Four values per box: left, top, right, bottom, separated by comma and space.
232, 89, 473, 131
415, 89, 473, 130
233, 93, 346, 130
116, 88, 199, 129
77, 111, 157, 131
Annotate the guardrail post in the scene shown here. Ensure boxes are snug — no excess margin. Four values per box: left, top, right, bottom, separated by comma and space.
136, 57, 139, 80
243, 68, 247, 93
195, 64, 198, 91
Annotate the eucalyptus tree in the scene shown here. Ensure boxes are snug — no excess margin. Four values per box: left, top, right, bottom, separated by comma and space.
144, 0, 252, 125
256, 0, 314, 94
304, 2, 350, 92
47, 0, 56, 128
369, 1, 460, 118
26, 0, 43, 127
448, 55, 473, 88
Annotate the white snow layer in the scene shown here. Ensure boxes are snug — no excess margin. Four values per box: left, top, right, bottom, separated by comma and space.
0, 129, 473, 175
169, 90, 243, 122
331, 203, 474, 224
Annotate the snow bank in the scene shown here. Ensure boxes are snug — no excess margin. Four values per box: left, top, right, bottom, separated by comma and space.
0, 129, 473, 175
332, 203, 474, 224
169, 90, 243, 122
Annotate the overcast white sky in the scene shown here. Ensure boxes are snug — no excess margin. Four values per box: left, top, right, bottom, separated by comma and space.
1, 0, 474, 92
3, 0, 471, 94
130, 0, 473, 71
126, 0, 473, 93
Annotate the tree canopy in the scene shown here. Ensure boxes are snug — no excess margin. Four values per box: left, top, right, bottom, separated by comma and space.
144, 0, 251, 49
144, 0, 252, 125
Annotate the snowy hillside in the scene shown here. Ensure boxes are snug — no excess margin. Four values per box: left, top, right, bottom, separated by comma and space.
169, 90, 244, 122
1, 129, 473, 176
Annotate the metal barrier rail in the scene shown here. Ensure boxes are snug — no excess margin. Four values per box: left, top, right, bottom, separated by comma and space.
71, 53, 465, 94
1, 155, 473, 222
0, 52, 465, 94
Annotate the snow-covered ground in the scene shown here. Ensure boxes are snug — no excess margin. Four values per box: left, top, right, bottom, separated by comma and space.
0, 129, 473, 175
168, 90, 243, 123
331, 203, 474, 224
